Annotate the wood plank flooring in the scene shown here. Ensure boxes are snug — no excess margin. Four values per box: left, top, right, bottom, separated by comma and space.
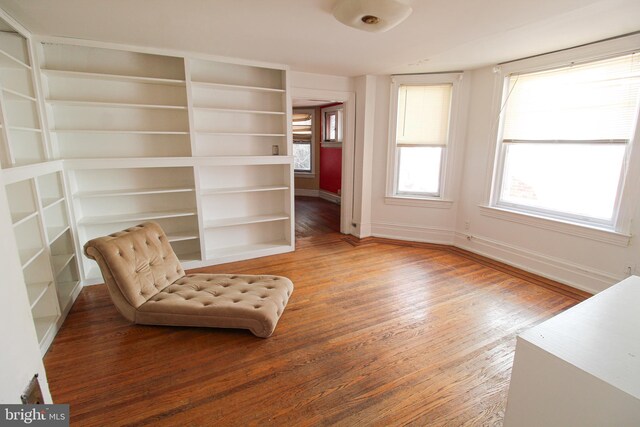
44, 226, 586, 426
295, 196, 340, 239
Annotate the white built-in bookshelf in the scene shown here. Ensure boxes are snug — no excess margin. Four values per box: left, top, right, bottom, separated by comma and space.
4, 169, 81, 355
0, 18, 294, 354
39, 43, 191, 159
187, 58, 293, 264
0, 29, 47, 167
68, 166, 200, 281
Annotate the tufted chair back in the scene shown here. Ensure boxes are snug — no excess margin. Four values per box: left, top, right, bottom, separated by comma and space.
84, 222, 185, 315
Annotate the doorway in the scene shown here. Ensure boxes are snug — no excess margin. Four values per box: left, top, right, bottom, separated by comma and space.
292, 99, 344, 239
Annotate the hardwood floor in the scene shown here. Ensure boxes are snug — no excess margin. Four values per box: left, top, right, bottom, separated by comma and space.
295, 196, 340, 239
44, 232, 586, 426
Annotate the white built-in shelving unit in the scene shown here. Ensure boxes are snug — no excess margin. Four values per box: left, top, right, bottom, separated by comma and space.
68, 166, 200, 281
4, 168, 81, 355
0, 26, 48, 167
187, 58, 293, 264
0, 15, 294, 354
39, 43, 191, 159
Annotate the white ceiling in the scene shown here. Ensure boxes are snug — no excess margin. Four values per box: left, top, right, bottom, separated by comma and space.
1, 0, 638, 76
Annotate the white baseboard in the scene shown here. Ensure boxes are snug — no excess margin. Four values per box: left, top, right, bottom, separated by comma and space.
295, 188, 319, 197
453, 232, 624, 294
319, 190, 341, 204
369, 221, 624, 294
371, 221, 456, 245
295, 188, 341, 205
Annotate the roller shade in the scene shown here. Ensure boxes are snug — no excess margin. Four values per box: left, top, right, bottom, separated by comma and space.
396, 84, 452, 146
503, 52, 640, 143
293, 112, 312, 142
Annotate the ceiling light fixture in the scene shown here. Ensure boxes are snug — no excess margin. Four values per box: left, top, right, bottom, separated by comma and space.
332, 0, 413, 33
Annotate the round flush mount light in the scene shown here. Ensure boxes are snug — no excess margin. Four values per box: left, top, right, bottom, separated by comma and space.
361, 15, 380, 25
333, 0, 413, 33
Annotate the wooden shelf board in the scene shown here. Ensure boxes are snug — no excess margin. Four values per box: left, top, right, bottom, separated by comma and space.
33, 315, 59, 342
48, 99, 188, 110
74, 186, 194, 198
20, 247, 45, 269
0, 48, 31, 69
27, 281, 53, 310
41, 69, 186, 86
11, 210, 38, 227
190, 81, 284, 93
201, 185, 289, 195
167, 232, 199, 242
8, 126, 42, 133
204, 213, 289, 228
195, 131, 285, 137
206, 241, 290, 259
42, 196, 65, 210
48, 225, 71, 244
193, 106, 285, 115
78, 209, 197, 225
52, 253, 75, 276
2, 87, 36, 102
52, 129, 189, 135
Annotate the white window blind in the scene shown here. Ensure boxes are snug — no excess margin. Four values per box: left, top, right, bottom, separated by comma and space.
503, 53, 640, 143
396, 84, 452, 146
292, 112, 312, 142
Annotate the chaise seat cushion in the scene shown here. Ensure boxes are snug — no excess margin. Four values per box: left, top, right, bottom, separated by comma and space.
136, 274, 293, 338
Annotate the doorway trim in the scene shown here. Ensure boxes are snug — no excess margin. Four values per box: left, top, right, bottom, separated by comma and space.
291, 88, 355, 235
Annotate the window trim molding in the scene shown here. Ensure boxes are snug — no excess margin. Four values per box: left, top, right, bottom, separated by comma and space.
484, 34, 640, 235
292, 107, 315, 174
321, 104, 343, 144
385, 72, 464, 202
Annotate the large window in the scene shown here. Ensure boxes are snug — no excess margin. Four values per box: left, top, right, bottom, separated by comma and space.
292, 110, 313, 173
388, 74, 459, 199
493, 53, 640, 228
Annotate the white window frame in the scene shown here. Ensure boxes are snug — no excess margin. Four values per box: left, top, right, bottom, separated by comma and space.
321, 104, 343, 148
385, 73, 463, 205
293, 108, 316, 178
483, 34, 640, 240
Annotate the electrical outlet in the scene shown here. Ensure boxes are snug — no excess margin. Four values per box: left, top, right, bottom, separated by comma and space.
464, 221, 470, 230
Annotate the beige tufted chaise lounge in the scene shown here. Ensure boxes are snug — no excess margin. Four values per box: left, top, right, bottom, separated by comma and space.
83, 222, 293, 338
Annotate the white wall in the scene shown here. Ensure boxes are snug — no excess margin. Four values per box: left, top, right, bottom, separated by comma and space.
0, 178, 51, 403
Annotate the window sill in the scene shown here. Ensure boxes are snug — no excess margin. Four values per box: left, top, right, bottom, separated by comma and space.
295, 172, 315, 179
385, 196, 454, 209
478, 205, 631, 247
321, 142, 342, 148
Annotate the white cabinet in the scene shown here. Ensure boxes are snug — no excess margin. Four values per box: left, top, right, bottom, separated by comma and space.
504, 276, 640, 426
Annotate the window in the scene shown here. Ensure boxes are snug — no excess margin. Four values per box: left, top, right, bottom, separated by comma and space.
388, 74, 459, 199
492, 53, 640, 228
292, 110, 313, 173
321, 104, 343, 145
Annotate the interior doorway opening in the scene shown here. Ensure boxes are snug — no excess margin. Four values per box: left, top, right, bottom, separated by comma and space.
292, 99, 345, 240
